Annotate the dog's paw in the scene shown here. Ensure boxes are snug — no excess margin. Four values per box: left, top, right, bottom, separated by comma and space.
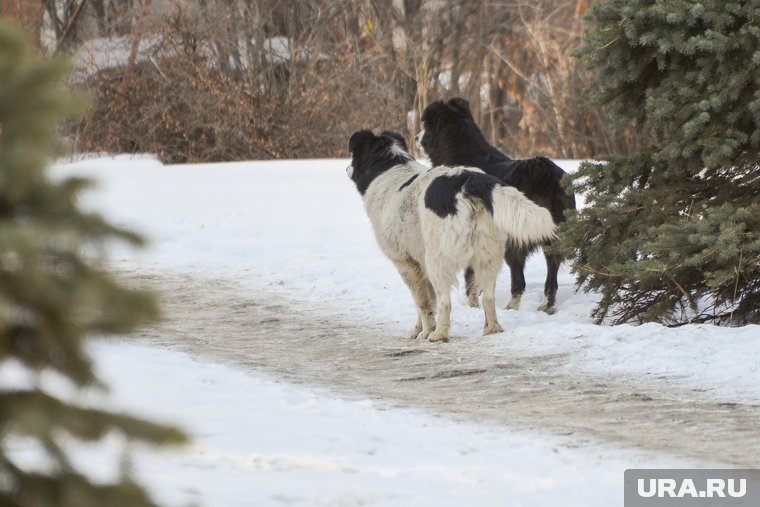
406, 324, 423, 339
537, 298, 556, 315
504, 295, 522, 311
427, 330, 449, 343
483, 322, 504, 335
466, 294, 481, 308
415, 329, 432, 340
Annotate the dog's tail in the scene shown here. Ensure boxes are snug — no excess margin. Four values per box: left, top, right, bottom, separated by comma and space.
488, 184, 557, 248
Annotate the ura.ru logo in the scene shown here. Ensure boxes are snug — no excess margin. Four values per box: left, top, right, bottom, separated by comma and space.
637, 478, 746, 499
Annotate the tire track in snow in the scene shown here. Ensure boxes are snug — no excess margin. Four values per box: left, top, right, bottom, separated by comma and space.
125, 270, 760, 468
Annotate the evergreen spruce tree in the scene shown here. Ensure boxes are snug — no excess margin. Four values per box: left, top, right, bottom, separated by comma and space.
563, 0, 760, 325
0, 20, 185, 506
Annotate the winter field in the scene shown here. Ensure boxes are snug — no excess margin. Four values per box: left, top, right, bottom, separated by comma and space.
8, 155, 758, 506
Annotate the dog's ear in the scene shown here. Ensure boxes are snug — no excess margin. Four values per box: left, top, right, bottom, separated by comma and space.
421, 100, 445, 124
348, 130, 375, 154
380, 130, 408, 151
447, 97, 472, 118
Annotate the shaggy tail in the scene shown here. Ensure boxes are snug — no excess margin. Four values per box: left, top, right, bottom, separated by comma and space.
489, 185, 556, 247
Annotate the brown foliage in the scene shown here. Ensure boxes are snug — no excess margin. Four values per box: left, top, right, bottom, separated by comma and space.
66, 0, 645, 163
74, 59, 405, 163
71, 1, 406, 163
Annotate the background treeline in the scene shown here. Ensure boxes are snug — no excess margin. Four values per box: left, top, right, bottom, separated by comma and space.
6, 0, 645, 163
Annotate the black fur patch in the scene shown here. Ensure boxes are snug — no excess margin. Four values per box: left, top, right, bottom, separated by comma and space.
398, 174, 419, 191
420, 99, 506, 168
424, 171, 499, 218
380, 130, 409, 151
348, 130, 413, 195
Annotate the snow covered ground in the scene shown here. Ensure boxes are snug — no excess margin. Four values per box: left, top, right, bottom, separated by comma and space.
55, 155, 760, 402
0, 340, 686, 507
11, 154, 756, 506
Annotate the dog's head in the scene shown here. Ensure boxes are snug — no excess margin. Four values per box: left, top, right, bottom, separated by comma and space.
417, 97, 479, 165
347, 130, 412, 195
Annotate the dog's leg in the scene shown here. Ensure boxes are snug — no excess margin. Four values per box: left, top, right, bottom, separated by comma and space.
394, 258, 436, 340
425, 279, 437, 312
477, 258, 504, 336
428, 288, 451, 342
538, 250, 562, 315
425, 254, 453, 343
504, 245, 528, 310
464, 267, 480, 308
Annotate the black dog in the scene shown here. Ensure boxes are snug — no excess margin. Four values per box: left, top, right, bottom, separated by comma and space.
417, 97, 576, 314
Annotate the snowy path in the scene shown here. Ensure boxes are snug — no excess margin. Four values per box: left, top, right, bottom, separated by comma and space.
126, 269, 760, 469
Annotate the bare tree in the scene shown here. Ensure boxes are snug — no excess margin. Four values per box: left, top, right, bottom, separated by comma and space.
40, 0, 139, 50
68, 0, 645, 162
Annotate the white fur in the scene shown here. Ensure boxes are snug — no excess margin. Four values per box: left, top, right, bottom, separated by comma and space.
360, 159, 555, 342
415, 130, 425, 151
490, 185, 557, 248
389, 142, 411, 159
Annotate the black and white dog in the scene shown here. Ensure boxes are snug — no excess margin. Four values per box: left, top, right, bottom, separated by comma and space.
417, 98, 576, 314
347, 129, 556, 342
